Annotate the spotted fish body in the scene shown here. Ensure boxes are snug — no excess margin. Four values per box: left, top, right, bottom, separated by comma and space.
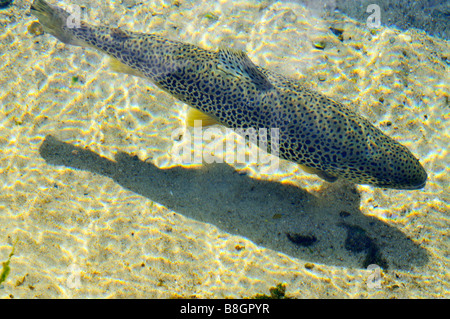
31, 0, 427, 189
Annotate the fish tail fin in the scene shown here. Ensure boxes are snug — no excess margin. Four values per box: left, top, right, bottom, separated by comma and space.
30, 0, 87, 47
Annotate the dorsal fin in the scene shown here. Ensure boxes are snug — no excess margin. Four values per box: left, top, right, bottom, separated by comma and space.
217, 47, 273, 91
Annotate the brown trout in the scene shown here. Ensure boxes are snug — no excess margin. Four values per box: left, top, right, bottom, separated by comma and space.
30, 0, 427, 189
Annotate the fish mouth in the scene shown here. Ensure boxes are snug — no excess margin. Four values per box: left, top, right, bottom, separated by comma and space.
398, 172, 428, 190
377, 180, 426, 190
403, 179, 427, 190
375, 173, 427, 190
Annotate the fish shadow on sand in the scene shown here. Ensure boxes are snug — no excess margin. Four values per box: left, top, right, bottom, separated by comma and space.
39, 134, 428, 270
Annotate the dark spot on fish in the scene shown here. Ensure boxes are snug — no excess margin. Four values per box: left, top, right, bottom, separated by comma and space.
286, 233, 317, 247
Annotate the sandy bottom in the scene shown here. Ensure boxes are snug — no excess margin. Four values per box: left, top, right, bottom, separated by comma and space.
0, 0, 448, 298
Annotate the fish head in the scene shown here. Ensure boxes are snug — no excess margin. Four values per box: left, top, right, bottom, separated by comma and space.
362, 132, 427, 190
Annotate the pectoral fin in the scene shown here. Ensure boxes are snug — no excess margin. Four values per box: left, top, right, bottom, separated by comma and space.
299, 164, 338, 182
186, 108, 220, 127
109, 57, 145, 77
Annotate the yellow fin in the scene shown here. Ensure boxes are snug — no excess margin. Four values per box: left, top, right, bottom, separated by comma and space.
109, 57, 144, 77
186, 108, 220, 127
299, 164, 338, 182
299, 164, 318, 174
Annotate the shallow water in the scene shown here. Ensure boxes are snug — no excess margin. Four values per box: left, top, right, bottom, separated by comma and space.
0, 0, 448, 298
